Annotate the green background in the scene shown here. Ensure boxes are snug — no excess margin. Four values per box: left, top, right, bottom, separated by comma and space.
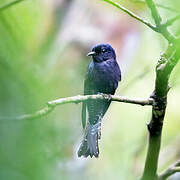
0, 0, 180, 179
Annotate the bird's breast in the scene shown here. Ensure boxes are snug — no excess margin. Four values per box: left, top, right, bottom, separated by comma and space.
93, 61, 116, 80
91, 61, 118, 93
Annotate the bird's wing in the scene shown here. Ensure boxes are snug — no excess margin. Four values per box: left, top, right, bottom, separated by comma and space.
82, 62, 94, 129
81, 77, 89, 129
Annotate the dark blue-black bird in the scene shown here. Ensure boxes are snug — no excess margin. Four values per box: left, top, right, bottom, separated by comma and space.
78, 44, 121, 158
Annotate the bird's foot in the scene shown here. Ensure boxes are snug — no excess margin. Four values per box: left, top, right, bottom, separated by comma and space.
97, 93, 112, 101
106, 94, 112, 101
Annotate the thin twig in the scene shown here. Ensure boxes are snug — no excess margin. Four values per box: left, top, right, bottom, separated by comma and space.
102, 0, 156, 31
145, 0, 176, 42
162, 14, 180, 27
132, 0, 179, 13
103, 0, 176, 42
0, 0, 26, 11
0, 94, 154, 121
143, 0, 180, 28
159, 160, 180, 180
156, 4, 179, 13
146, 0, 162, 27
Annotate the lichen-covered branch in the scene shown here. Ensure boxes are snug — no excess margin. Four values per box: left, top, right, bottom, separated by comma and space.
159, 160, 180, 180
0, 94, 153, 121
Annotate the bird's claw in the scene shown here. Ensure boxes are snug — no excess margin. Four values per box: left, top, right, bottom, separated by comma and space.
106, 94, 112, 101
98, 93, 112, 101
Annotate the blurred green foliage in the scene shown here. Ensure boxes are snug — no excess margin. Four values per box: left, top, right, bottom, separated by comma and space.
0, 0, 179, 180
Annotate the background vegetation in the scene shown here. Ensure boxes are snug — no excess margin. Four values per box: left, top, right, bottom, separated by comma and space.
0, 0, 180, 179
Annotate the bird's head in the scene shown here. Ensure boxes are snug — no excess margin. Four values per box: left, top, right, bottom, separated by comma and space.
87, 44, 116, 63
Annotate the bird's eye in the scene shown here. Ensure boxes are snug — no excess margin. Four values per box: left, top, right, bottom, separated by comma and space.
102, 49, 106, 53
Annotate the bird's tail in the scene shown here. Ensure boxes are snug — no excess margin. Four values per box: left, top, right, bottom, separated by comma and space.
78, 121, 101, 158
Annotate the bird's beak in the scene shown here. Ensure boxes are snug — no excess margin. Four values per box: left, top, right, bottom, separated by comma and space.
87, 51, 96, 57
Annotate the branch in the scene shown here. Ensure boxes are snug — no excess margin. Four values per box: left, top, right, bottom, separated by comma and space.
103, 0, 176, 42
0, 0, 26, 11
159, 160, 180, 180
102, 1, 179, 179
0, 94, 153, 121
137, 2, 180, 179
102, 0, 156, 31
145, 0, 176, 43
145, 0, 180, 27
162, 14, 180, 27
156, 4, 179, 13
132, 0, 179, 13
141, 43, 180, 180
145, 0, 162, 27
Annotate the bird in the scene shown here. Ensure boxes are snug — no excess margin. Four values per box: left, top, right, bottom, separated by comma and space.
77, 44, 121, 158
